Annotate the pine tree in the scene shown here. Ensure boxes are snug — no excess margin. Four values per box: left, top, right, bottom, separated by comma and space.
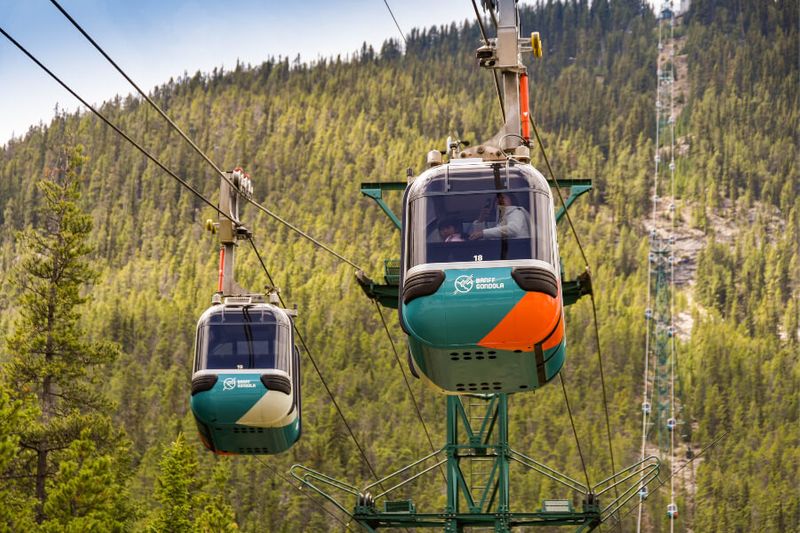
0, 387, 38, 530
150, 434, 239, 532
3, 145, 124, 522
195, 461, 239, 532
40, 430, 134, 533
150, 433, 198, 533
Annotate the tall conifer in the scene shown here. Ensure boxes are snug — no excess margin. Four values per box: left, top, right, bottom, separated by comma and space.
3, 145, 124, 521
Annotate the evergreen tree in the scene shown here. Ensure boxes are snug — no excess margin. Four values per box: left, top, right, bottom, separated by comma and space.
0, 387, 38, 531
2, 145, 125, 522
41, 430, 134, 533
151, 433, 197, 532
151, 433, 239, 532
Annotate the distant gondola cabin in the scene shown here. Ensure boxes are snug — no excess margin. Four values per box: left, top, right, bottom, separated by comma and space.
190, 303, 300, 454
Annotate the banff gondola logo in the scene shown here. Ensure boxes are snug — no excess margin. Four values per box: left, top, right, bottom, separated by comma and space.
454, 274, 505, 294
222, 378, 256, 391
454, 275, 474, 294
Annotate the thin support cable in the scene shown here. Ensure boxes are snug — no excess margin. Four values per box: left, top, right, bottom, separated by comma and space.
48, 0, 228, 180
471, 0, 490, 43
471, 0, 506, 124
559, 373, 592, 490
245, 238, 389, 497
486, 3, 499, 29
253, 456, 360, 532
0, 26, 232, 223
50, 0, 363, 271
636, 257, 653, 533
492, 71, 506, 124
529, 115, 589, 267
373, 302, 445, 484
607, 432, 728, 526
668, 16, 677, 532
381, 0, 407, 46
531, 114, 622, 508
247, 202, 362, 269
590, 293, 621, 519
639, 19, 667, 530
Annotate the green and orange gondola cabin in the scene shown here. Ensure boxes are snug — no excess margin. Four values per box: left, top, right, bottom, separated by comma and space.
399, 158, 565, 394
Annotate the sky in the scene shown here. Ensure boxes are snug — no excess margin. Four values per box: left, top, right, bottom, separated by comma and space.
0, 0, 483, 144
0, 0, 664, 145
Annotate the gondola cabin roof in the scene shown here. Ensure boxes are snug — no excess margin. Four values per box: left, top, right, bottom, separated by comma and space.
407, 159, 550, 202
197, 303, 293, 327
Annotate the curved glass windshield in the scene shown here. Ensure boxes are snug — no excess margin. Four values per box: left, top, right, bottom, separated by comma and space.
407, 189, 554, 267
196, 309, 290, 371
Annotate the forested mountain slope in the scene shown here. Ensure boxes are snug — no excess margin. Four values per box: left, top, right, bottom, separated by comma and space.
0, 0, 797, 531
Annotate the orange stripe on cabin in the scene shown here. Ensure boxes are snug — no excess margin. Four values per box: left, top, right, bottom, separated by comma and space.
477, 292, 562, 352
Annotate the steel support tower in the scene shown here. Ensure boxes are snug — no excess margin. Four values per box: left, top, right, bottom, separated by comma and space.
638, 4, 682, 531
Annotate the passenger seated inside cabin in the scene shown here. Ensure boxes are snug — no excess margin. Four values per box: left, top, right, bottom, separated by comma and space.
469, 192, 531, 240
416, 188, 549, 265
438, 219, 464, 242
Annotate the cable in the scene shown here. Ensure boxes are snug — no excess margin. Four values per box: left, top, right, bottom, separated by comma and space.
248, 202, 361, 269
471, 0, 506, 124
0, 25, 232, 224
529, 115, 589, 267
246, 237, 390, 497
492, 71, 506, 124
590, 293, 621, 519
607, 431, 728, 526
248, 237, 416, 532
484, 1, 499, 30
559, 373, 592, 490
373, 302, 445, 483
381, 0, 407, 46
668, 15, 678, 533
49, 0, 363, 272
529, 112, 620, 512
639, 18, 665, 528
48, 0, 225, 181
252, 456, 361, 532
471, 0, 490, 43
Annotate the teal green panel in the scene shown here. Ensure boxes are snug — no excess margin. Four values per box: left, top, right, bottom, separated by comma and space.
190, 373, 300, 454
191, 373, 267, 423
543, 339, 566, 383
403, 267, 523, 347
196, 417, 300, 455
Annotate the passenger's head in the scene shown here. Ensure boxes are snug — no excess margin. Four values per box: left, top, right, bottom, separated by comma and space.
438, 219, 459, 239
497, 192, 516, 206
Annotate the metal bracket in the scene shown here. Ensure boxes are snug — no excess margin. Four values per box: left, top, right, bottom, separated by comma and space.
360, 182, 406, 230
562, 269, 593, 307
556, 183, 592, 223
